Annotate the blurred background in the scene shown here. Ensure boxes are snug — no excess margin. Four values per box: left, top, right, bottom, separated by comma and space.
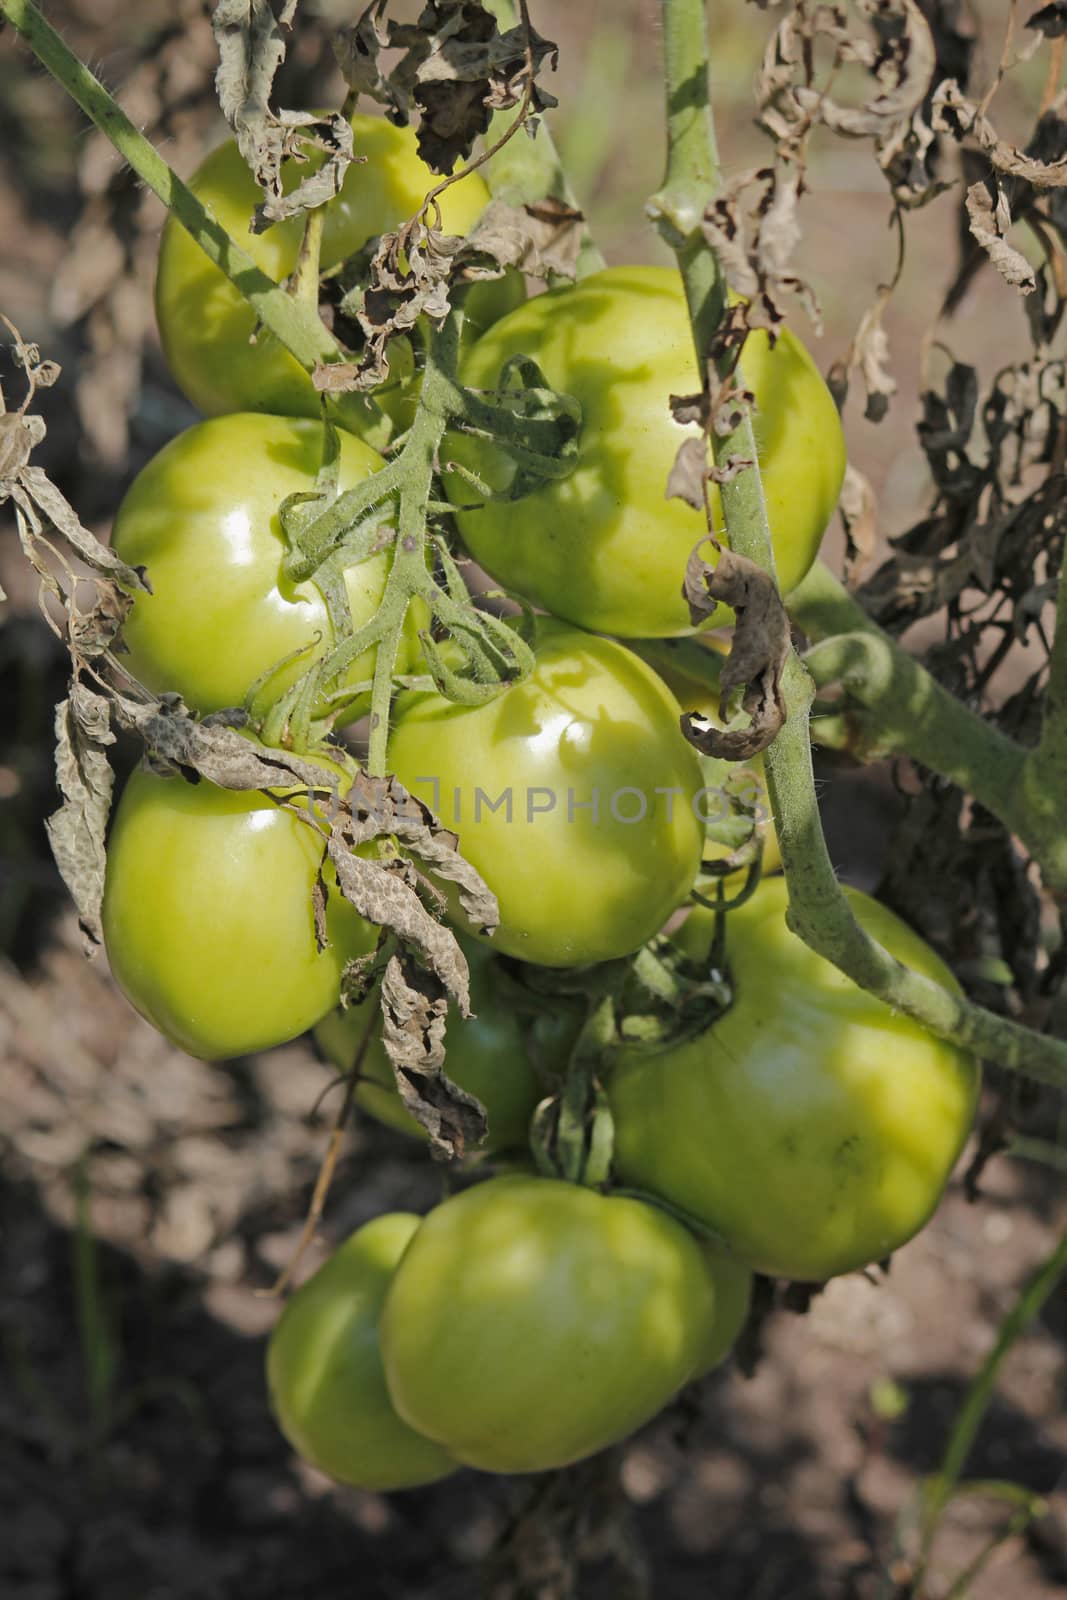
1, 2, 1065, 1596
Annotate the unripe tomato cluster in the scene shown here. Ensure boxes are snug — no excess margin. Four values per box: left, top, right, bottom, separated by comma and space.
97, 115, 977, 1489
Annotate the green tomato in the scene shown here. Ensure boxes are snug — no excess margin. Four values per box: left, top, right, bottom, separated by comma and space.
387, 619, 705, 968
379, 1175, 723, 1474
608, 878, 981, 1281
111, 413, 425, 718
155, 114, 524, 432
267, 1213, 457, 1491
314, 933, 549, 1150
444, 265, 846, 638
694, 1250, 752, 1376
102, 756, 376, 1060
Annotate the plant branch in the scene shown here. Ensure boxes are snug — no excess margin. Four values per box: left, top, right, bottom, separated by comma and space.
0, 0, 388, 446
653, 0, 1067, 1090
791, 561, 1067, 894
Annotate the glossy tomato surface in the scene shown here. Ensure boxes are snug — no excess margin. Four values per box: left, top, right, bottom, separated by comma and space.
155, 115, 524, 431
608, 878, 980, 1281
387, 619, 705, 967
379, 1175, 720, 1474
267, 1213, 457, 1491
314, 933, 550, 1150
112, 413, 424, 717
102, 759, 376, 1059
444, 265, 846, 638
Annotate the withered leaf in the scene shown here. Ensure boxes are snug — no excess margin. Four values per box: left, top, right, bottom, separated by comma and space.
701, 164, 821, 341
466, 196, 584, 281
851, 295, 897, 423
19, 466, 148, 593
337, 0, 560, 175
213, 0, 299, 188
964, 177, 1037, 296
681, 549, 790, 762
839, 463, 879, 587
45, 687, 117, 946
380, 952, 488, 1157
932, 78, 1067, 187
666, 437, 709, 512
1028, 4, 1067, 40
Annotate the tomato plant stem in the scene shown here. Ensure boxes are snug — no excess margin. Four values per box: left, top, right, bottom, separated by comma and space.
0, 0, 389, 447
655, 0, 1067, 1091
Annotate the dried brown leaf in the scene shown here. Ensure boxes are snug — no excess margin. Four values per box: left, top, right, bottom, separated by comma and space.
682, 549, 790, 762
467, 196, 584, 281
964, 176, 1037, 294
839, 464, 879, 587
380, 952, 488, 1157
45, 687, 117, 946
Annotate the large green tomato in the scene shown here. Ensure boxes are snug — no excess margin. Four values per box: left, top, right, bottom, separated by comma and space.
387, 619, 705, 967
155, 114, 524, 431
267, 1213, 457, 1491
444, 265, 846, 638
102, 757, 376, 1060
608, 879, 980, 1281
313, 933, 550, 1150
379, 1175, 729, 1474
112, 413, 425, 717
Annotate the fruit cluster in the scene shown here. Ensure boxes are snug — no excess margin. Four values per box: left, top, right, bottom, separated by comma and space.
99, 115, 977, 1487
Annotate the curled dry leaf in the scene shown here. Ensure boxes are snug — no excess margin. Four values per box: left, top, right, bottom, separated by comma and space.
964, 177, 1037, 295
336, 0, 559, 175
45, 687, 116, 946
932, 78, 1067, 187
380, 952, 488, 1157
838, 463, 879, 588
324, 770, 497, 1156
681, 548, 790, 762
701, 163, 821, 342
467, 196, 585, 281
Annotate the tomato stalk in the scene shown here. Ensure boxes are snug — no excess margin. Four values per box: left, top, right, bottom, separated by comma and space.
653, 0, 1067, 1093
0, 0, 391, 448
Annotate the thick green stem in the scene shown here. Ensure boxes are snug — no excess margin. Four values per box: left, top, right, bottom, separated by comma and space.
792, 561, 1067, 893
654, 0, 1067, 1089
0, 0, 387, 444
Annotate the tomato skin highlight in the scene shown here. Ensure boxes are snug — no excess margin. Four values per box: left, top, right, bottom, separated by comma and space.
313, 933, 547, 1150
378, 1175, 727, 1474
444, 265, 846, 639
608, 878, 981, 1281
266, 1213, 458, 1491
386, 619, 706, 968
102, 760, 376, 1060
154, 115, 524, 432
111, 413, 425, 719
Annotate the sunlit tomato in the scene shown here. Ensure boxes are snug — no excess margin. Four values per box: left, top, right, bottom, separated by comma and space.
111, 413, 425, 718
379, 1175, 726, 1474
266, 1213, 457, 1491
313, 933, 552, 1150
608, 878, 980, 1281
387, 619, 705, 968
443, 265, 846, 638
102, 756, 376, 1059
155, 114, 524, 432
